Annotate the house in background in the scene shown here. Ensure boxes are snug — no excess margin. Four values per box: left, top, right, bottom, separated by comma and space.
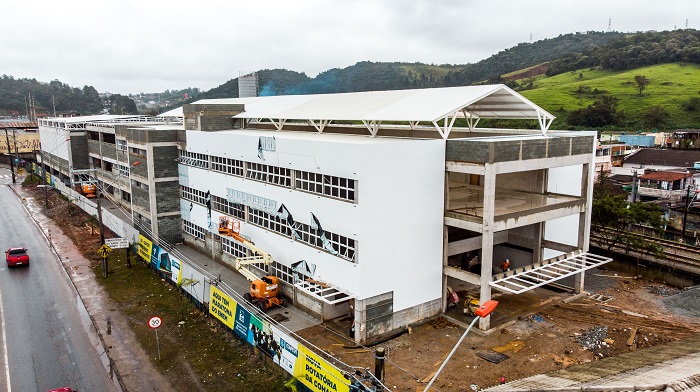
637, 171, 695, 201
615, 148, 700, 176
670, 129, 700, 149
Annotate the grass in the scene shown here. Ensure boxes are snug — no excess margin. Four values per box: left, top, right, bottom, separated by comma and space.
24, 180, 288, 391
98, 256, 287, 391
518, 63, 700, 130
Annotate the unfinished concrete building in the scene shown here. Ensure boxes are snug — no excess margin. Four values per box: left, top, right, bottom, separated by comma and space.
180, 85, 611, 341
37, 111, 184, 243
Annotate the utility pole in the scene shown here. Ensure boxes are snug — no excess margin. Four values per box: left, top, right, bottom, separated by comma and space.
96, 183, 108, 277
682, 185, 692, 239
4, 130, 16, 184
41, 149, 49, 211
12, 130, 21, 172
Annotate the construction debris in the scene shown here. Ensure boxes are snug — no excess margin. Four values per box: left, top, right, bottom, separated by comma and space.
429, 317, 455, 329
646, 285, 682, 297
627, 327, 638, 351
588, 293, 614, 303
662, 286, 700, 317
576, 326, 609, 351
476, 350, 510, 364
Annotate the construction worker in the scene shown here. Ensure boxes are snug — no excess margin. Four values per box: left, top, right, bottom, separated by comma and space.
501, 259, 511, 272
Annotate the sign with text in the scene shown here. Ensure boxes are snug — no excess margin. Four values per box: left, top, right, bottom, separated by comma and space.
148, 316, 162, 329
209, 286, 236, 329
295, 344, 350, 392
138, 234, 153, 262
105, 237, 129, 249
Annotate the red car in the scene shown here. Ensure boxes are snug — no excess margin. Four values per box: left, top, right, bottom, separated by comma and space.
5, 248, 29, 267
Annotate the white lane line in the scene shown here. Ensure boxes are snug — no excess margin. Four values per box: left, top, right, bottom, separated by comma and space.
0, 286, 10, 392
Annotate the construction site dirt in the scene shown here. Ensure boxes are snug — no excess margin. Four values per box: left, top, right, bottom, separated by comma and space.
13, 177, 700, 392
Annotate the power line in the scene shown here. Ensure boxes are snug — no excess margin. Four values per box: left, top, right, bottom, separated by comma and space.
91, 188, 392, 391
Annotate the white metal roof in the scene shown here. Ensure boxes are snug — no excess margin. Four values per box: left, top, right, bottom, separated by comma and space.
220, 85, 554, 138
157, 107, 184, 117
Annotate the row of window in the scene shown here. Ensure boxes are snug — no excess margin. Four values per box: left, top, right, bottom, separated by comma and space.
211, 156, 244, 176
116, 139, 128, 152
205, 223, 310, 286
183, 220, 206, 240
179, 150, 356, 202
295, 170, 356, 201
246, 206, 356, 262
221, 236, 247, 258
211, 194, 245, 219
180, 150, 208, 168
247, 162, 292, 187
181, 186, 357, 263
181, 186, 208, 205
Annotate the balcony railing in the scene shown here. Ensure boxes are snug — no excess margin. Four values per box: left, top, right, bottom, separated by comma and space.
637, 186, 687, 200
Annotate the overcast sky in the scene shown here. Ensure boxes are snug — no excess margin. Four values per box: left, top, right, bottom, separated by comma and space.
2, 0, 696, 95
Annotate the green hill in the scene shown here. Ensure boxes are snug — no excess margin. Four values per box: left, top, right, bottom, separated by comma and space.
519, 63, 700, 130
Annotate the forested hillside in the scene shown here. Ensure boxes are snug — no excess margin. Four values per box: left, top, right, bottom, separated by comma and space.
4, 28, 700, 131
518, 63, 700, 130
192, 30, 631, 100
0, 75, 144, 116
0, 76, 103, 116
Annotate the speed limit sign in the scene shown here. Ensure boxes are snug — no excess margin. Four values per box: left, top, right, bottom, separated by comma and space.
148, 316, 162, 329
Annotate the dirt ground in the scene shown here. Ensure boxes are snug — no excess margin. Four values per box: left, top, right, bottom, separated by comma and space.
13, 172, 700, 392
298, 275, 700, 392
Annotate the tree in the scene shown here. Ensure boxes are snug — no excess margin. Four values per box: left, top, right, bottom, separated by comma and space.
591, 172, 664, 255
634, 75, 650, 95
106, 94, 138, 115
567, 94, 624, 127
643, 105, 670, 129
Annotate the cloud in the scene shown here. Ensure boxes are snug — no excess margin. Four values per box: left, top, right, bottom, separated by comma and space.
1, 0, 696, 94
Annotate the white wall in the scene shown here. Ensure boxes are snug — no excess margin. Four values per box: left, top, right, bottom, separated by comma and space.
184, 130, 445, 312
543, 164, 585, 259
38, 126, 71, 160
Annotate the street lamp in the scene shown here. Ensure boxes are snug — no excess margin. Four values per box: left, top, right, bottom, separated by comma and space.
96, 161, 140, 277
424, 300, 499, 392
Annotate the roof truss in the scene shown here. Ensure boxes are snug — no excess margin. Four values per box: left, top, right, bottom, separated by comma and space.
295, 280, 353, 305
489, 252, 612, 294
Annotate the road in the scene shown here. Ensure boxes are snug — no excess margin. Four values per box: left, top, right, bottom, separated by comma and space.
0, 168, 117, 392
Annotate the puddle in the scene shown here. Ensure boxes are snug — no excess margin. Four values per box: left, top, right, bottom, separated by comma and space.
492, 340, 525, 354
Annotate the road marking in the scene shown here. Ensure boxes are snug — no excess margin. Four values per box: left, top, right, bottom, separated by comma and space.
0, 285, 11, 392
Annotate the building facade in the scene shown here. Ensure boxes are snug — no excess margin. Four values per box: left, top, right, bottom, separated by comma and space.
38, 113, 184, 243
179, 86, 608, 341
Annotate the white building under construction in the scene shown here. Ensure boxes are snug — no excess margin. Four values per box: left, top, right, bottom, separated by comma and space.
180, 85, 611, 342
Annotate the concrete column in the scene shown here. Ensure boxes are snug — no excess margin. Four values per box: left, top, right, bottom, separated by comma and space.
479, 163, 496, 331
532, 222, 544, 264
575, 157, 595, 293
442, 172, 450, 313
146, 144, 159, 239
532, 169, 547, 264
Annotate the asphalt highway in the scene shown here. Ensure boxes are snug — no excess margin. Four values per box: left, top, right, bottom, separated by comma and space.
0, 168, 117, 392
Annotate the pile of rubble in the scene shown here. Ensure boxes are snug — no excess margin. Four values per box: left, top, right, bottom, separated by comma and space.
646, 285, 682, 297
663, 285, 700, 317
575, 326, 615, 357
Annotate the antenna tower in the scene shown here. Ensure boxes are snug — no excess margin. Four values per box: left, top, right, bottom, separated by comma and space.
607, 18, 611, 32
686, 19, 689, 29
530, 33, 532, 43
